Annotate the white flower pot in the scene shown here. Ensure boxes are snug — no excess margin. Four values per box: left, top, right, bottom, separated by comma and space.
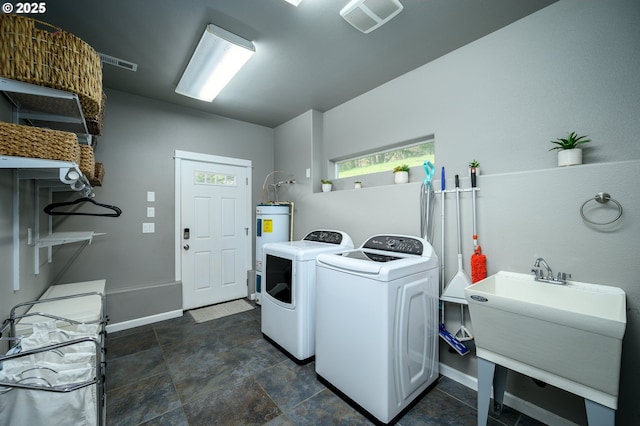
558, 148, 582, 167
322, 183, 332, 192
354, 182, 362, 189
394, 171, 409, 184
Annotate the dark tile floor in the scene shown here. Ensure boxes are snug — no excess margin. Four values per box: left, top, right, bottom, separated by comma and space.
105, 303, 544, 426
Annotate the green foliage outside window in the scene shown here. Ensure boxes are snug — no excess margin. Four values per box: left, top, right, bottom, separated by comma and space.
336, 140, 434, 179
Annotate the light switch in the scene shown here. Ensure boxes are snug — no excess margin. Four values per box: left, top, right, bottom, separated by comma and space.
142, 223, 155, 233
147, 191, 155, 202
306, 168, 311, 178
147, 207, 155, 218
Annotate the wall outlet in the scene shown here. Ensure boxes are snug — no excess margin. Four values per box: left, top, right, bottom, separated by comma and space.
147, 207, 155, 218
147, 191, 155, 202
142, 223, 155, 233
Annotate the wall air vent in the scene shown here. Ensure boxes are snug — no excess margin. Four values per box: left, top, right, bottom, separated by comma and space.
340, 0, 403, 34
98, 53, 138, 72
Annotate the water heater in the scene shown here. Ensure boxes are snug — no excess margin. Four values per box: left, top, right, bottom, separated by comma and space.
255, 204, 291, 304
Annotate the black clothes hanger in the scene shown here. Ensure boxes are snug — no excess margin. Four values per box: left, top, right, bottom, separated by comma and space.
44, 197, 122, 217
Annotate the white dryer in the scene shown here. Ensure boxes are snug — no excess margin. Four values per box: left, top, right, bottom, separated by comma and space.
261, 230, 354, 362
315, 234, 439, 424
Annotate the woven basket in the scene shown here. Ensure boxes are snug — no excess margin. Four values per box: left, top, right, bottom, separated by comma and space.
79, 144, 95, 179
86, 91, 106, 136
0, 14, 102, 118
0, 121, 79, 162
89, 162, 105, 186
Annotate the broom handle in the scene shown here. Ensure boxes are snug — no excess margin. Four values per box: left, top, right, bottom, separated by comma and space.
441, 167, 446, 286
441, 167, 446, 324
455, 174, 462, 255
471, 169, 477, 248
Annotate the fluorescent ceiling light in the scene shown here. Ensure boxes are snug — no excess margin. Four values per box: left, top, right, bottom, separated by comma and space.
175, 24, 255, 102
284, 0, 302, 5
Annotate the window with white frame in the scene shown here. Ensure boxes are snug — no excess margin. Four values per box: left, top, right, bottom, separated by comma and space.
334, 137, 434, 179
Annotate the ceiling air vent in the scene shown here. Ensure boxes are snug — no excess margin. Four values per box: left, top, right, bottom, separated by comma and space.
98, 53, 138, 72
340, 0, 403, 34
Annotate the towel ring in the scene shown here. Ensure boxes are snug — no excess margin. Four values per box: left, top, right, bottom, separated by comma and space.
580, 192, 623, 225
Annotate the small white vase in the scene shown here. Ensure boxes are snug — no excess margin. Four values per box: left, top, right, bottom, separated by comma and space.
558, 148, 582, 166
322, 183, 332, 192
394, 171, 409, 184
354, 182, 362, 189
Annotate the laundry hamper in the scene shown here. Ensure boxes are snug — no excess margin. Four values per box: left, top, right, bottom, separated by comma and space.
1, 280, 107, 425
0, 325, 101, 426
0, 14, 103, 119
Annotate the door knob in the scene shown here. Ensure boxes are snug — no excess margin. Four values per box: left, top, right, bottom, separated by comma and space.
183, 244, 190, 250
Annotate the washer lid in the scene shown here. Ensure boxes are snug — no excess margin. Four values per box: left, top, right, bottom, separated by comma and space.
340, 250, 402, 263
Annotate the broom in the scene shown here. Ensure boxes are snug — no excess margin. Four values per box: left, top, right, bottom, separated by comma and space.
470, 168, 487, 283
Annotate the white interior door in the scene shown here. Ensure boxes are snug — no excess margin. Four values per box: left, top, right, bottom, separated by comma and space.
179, 156, 250, 310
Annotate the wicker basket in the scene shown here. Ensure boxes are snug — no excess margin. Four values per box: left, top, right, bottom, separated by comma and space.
0, 121, 80, 162
86, 91, 106, 136
0, 14, 102, 118
79, 144, 95, 179
89, 162, 105, 186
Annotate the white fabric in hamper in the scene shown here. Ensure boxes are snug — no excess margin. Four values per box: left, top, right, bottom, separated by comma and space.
0, 365, 96, 426
20, 323, 99, 353
0, 322, 99, 426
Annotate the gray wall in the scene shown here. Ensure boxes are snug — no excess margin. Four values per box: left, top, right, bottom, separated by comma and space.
1, 89, 274, 325
1, 97, 54, 350
274, 0, 639, 424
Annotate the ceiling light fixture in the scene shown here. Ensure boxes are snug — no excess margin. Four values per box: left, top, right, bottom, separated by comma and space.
175, 24, 255, 102
284, 0, 302, 5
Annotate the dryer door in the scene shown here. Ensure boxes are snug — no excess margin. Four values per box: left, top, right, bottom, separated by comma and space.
265, 254, 294, 307
395, 275, 438, 401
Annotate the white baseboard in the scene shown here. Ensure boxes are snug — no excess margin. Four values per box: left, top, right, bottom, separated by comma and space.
438, 363, 579, 426
106, 309, 183, 333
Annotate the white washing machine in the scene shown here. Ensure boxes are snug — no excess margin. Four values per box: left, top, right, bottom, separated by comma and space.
315, 234, 439, 424
261, 229, 354, 362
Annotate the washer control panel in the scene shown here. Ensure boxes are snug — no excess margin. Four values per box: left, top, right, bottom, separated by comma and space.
362, 235, 424, 255
304, 230, 344, 245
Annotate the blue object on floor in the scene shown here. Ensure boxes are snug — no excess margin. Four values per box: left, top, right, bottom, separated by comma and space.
439, 324, 470, 356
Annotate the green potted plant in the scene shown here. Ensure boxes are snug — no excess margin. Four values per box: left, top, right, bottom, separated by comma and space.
550, 131, 590, 166
321, 179, 333, 192
468, 159, 480, 176
393, 164, 410, 184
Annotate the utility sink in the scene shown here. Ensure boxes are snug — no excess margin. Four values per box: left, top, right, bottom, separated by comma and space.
465, 271, 626, 410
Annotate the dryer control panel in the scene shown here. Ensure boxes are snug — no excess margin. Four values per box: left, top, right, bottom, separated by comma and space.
362, 235, 424, 255
304, 230, 344, 245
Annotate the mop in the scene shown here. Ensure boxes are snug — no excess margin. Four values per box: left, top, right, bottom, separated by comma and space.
470, 167, 487, 283
449, 174, 473, 341
437, 167, 470, 356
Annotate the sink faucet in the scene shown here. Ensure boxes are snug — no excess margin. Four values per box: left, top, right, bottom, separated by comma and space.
532, 257, 571, 285
533, 257, 553, 279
